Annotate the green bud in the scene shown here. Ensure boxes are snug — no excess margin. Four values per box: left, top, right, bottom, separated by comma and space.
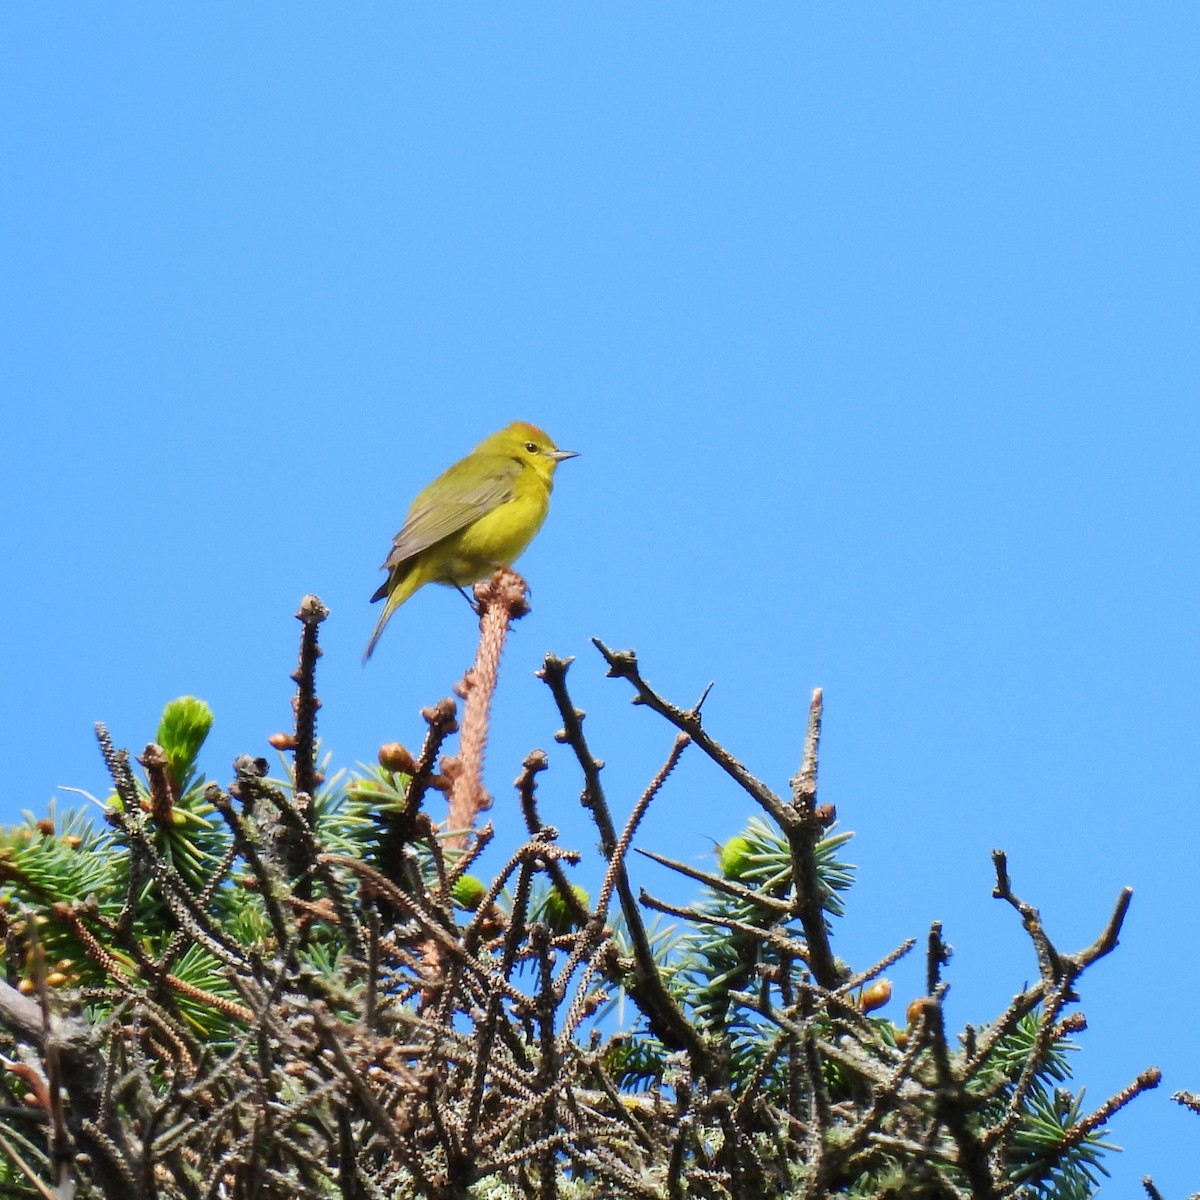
541, 884, 590, 934
719, 834, 755, 880
451, 875, 488, 911
156, 697, 215, 783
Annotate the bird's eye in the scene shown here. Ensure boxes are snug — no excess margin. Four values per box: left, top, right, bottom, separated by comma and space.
524, 441, 538, 453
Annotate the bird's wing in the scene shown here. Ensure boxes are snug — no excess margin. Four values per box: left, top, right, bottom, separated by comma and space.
380, 457, 520, 571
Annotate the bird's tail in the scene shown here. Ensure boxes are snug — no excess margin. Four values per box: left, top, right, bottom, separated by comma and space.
362, 566, 421, 662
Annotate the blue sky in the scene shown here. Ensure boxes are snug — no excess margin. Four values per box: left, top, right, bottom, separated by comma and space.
3, 5, 1198, 1191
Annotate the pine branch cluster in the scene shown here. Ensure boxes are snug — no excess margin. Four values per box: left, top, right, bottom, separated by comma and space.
0, 580, 1173, 1199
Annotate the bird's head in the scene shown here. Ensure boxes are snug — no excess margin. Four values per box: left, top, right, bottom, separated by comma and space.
492, 421, 579, 482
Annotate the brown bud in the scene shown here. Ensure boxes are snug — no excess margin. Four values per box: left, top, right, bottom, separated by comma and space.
267, 733, 297, 751
906, 997, 932, 1027
860, 979, 892, 1014
45, 972, 69, 988
421, 698, 459, 732
1054, 1012, 1088, 1038
579, 990, 607, 1018
478, 907, 507, 940
379, 743, 415, 774
62, 835, 83, 850
430, 755, 461, 794
815, 803, 837, 827
36, 820, 54, 837
17, 979, 35, 995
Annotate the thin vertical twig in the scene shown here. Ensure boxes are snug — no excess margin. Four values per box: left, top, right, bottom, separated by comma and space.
447, 568, 530, 850
785, 688, 842, 990
291, 594, 329, 803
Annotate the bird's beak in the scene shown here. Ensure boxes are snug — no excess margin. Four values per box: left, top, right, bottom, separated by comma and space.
550, 449, 580, 462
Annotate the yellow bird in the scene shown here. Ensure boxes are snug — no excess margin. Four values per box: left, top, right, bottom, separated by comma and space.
364, 421, 578, 660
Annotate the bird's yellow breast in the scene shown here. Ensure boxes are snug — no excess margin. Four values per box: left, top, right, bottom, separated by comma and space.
433, 471, 552, 585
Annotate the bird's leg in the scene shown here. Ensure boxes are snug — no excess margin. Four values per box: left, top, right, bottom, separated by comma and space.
454, 584, 482, 614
